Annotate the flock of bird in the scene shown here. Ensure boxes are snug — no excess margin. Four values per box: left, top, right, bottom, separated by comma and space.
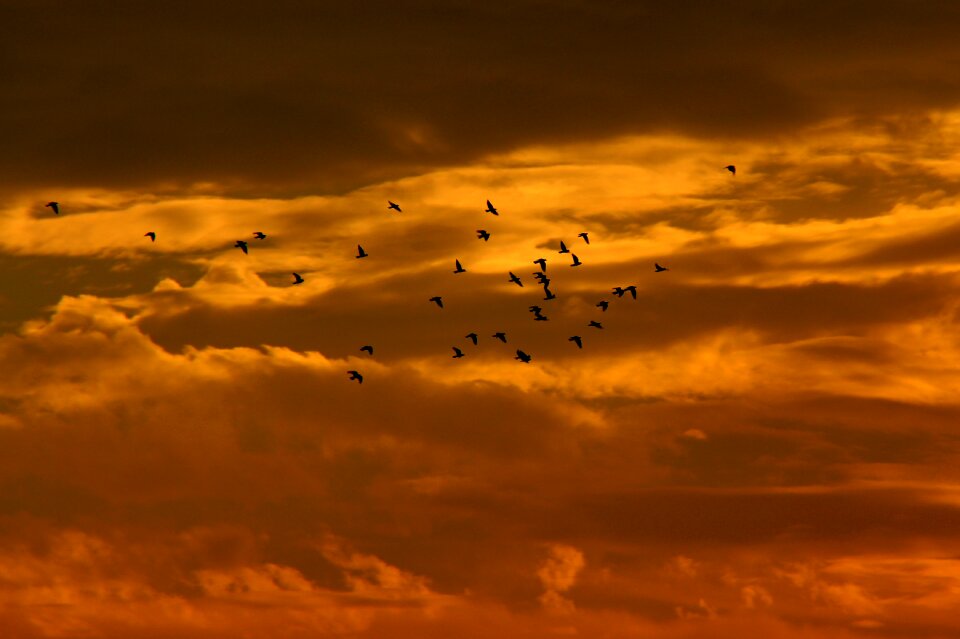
42, 165, 736, 385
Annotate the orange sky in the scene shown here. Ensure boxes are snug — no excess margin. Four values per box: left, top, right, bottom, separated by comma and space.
3, 2, 960, 637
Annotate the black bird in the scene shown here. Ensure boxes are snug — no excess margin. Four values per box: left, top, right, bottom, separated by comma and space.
596, 300, 609, 312
624, 285, 637, 299
508, 272, 523, 287
485, 200, 499, 215
429, 296, 444, 308
569, 335, 583, 349
292, 272, 305, 285
388, 201, 402, 212
466, 332, 478, 345
452, 346, 465, 359
570, 253, 582, 267
477, 229, 490, 241
578, 232, 589, 244
529, 305, 543, 314
532, 272, 548, 283
533, 258, 547, 272
356, 244, 368, 259
536, 276, 551, 288
588, 320, 603, 329
253, 231, 267, 239
492, 332, 507, 343
235, 240, 249, 254
654, 263, 669, 272
144, 232, 156, 242
543, 288, 556, 301
46, 201, 59, 215
725, 165, 736, 176
360, 345, 374, 355
612, 286, 625, 298
515, 349, 532, 363
534, 312, 548, 321
347, 370, 363, 383
559, 240, 569, 254
454, 259, 466, 274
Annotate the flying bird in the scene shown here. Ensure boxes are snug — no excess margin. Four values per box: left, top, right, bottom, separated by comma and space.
533, 258, 547, 272
454, 259, 466, 274
429, 296, 444, 308
253, 231, 267, 239
356, 244, 368, 259
452, 346, 465, 359
515, 349, 532, 363
477, 229, 490, 241
543, 288, 556, 301
570, 253, 582, 267
485, 200, 499, 215
535, 276, 551, 288
46, 201, 59, 215
492, 332, 507, 343
144, 232, 156, 242
624, 285, 637, 299
360, 345, 374, 355
529, 305, 543, 314
725, 165, 736, 175
559, 240, 569, 254
569, 335, 583, 349
292, 272, 305, 285
654, 263, 669, 272
466, 332, 479, 345
596, 300, 609, 312
612, 286, 625, 298
235, 240, 249, 254
508, 272, 523, 287
532, 272, 548, 283
347, 370, 363, 383
588, 320, 603, 329
578, 232, 589, 244
388, 201, 402, 212
534, 312, 548, 321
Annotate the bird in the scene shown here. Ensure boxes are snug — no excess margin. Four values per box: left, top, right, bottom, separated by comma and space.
235, 240, 249, 254
654, 263, 669, 272
588, 320, 603, 329
578, 232, 589, 244
536, 276, 552, 288
624, 285, 637, 299
454, 259, 466, 274
543, 288, 556, 301
477, 229, 490, 241
45, 201, 59, 215
508, 272, 523, 287
466, 332, 479, 345
492, 332, 507, 343
429, 296, 444, 308
534, 312, 548, 321
725, 165, 736, 175
533, 258, 547, 272
596, 300, 609, 312
144, 232, 156, 242
515, 349, 532, 363
532, 272, 548, 283
559, 240, 569, 254
485, 200, 499, 215
612, 286, 625, 298
360, 345, 374, 355
356, 244, 368, 259
388, 201, 402, 212
347, 370, 363, 383
570, 253, 582, 267
529, 305, 543, 314
292, 272, 305, 285
569, 336, 583, 349
253, 231, 267, 239
452, 346, 465, 359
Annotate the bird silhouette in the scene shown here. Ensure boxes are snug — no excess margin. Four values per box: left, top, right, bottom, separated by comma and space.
569, 335, 583, 349
360, 345, 374, 355
235, 240, 249, 254
356, 244, 368, 259
612, 286, 625, 298
144, 232, 156, 242
477, 229, 490, 241
529, 305, 543, 314
534, 312, 549, 321
725, 165, 736, 175
654, 263, 669, 272
536, 276, 551, 288
533, 258, 547, 272
253, 231, 267, 239
559, 240, 569, 254
485, 200, 499, 215
292, 272, 305, 285
578, 232, 589, 244
588, 320, 603, 329
515, 349, 532, 363
508, 272, 523, 287
492, 332, 507, 343
466, 332, 479, 345
429, 296, 444, 308
388, 201, 402, 212
624, 285, 637, 299
347, 370, 363, 383
570, 253, 582, 267
452, 346, 465, 359
46, 201, 59, 215
543, 287, 556, 301
532, 272, 548, 283
454, 259, 466, 274
596, 300, 609, 312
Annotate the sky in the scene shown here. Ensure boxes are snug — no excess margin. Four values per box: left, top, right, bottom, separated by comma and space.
3, 1, 960, 637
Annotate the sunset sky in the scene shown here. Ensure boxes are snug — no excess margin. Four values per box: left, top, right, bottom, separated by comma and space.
4, 2, 960, 637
